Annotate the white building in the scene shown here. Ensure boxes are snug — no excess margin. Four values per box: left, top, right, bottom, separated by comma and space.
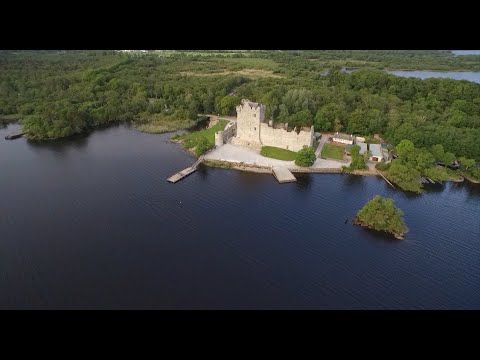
332, 132, 354, 145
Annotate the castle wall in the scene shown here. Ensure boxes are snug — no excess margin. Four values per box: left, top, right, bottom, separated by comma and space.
259, 124, 314, 152
234, 99, 314, 152
230, 137, 263, 151
222, 121, 236, 143
214, 121, 237, 147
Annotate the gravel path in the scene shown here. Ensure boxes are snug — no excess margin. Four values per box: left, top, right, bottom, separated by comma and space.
204, 143, 350, 170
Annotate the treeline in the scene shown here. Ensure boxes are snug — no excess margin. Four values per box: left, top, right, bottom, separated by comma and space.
0, 51, 479, 161
263, 50, 480, 71
379, 140, 480, 192
0, 51, 250, 139
231, 68, 480, 160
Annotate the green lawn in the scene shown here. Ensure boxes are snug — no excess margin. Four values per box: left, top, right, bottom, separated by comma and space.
321, 143, 345, 160
260, 146, 297, 161
176, 119, 228, 149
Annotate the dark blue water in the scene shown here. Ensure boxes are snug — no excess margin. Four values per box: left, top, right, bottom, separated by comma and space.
1, 123, 479, 309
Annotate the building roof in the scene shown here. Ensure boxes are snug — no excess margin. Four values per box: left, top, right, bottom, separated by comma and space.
356, 142, 368, 154
333, 132, 353, 141
369, 143, 382, 157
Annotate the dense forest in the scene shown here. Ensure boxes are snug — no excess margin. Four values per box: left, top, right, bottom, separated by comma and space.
1, 50, 479, 163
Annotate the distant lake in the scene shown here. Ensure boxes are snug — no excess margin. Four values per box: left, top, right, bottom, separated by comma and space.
340, 67, 480, 84
386, 70, 480, 84
452, 50, 480, 56
1, 123, 480, 309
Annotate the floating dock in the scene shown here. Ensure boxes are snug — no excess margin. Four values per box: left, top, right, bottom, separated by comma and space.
167, 156, 204, 183
272, 166, 297, 183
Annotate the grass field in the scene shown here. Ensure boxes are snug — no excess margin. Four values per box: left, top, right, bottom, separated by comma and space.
180, 69, 283, 79
135, 114, 196, 134
321, 143, 345, 160
176, 120, 228, 148
260, 146, 297, 161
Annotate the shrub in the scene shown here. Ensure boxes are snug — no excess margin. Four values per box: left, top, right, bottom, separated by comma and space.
194, 137, 213, 156
375, 162, 390, 171
348, 144, 367, 170
295, 146, 316, 167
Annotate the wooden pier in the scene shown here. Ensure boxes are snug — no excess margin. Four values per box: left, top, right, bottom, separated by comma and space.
418, 177, 441, 185
375, 169, 396, 189
272, 166, 297, 183
167, 156, 204, 183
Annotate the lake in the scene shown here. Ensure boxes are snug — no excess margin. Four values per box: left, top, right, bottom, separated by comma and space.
452, 50, 480, 56
340, 64, 480, 84
1, 124, 479, 309
387, 70, 480, 84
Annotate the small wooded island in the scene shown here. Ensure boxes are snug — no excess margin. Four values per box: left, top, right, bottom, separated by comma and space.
354, 195, 408, 239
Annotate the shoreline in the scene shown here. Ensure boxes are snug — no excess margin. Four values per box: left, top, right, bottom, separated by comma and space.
460, 172, 480, 184
170, 138, 480, 187
200, 156, 476, 187
352, 217, 405, 240
203, 158, 359, 175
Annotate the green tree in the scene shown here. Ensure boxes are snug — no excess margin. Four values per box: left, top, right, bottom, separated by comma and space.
295, 146, 316, 167
423, 166, 449, 182
355, 195, 408, 238
415, 149, 435, 172
442, 151, 456, 165
333, 118, 343, 132
219, 95, 239, 116
431, 144, 445, 162
348, 144, 367, 170
386, 161, 422, 193
313, 110, 332, 132
459, 157, 475, 170
395, 139, 416, 165
289, 109, 312, 128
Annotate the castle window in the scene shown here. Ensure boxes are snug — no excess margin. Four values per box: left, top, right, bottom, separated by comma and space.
253, 114, 256, 117
254, 127, 256, 131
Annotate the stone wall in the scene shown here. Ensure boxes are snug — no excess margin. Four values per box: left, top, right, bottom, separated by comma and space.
259, 123, 314, 152
230, 137, 263, 151
234, 99, 314, 152
214, 121, 237, 147
222, 121, 236, 143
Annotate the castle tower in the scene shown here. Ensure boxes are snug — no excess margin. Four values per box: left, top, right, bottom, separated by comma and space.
235, 99, 265, 144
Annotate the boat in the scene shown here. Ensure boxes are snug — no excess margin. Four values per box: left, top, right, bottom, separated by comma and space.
5, 132, 25, 140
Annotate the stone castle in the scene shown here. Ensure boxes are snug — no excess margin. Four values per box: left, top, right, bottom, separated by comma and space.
216, 99, 314, 152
